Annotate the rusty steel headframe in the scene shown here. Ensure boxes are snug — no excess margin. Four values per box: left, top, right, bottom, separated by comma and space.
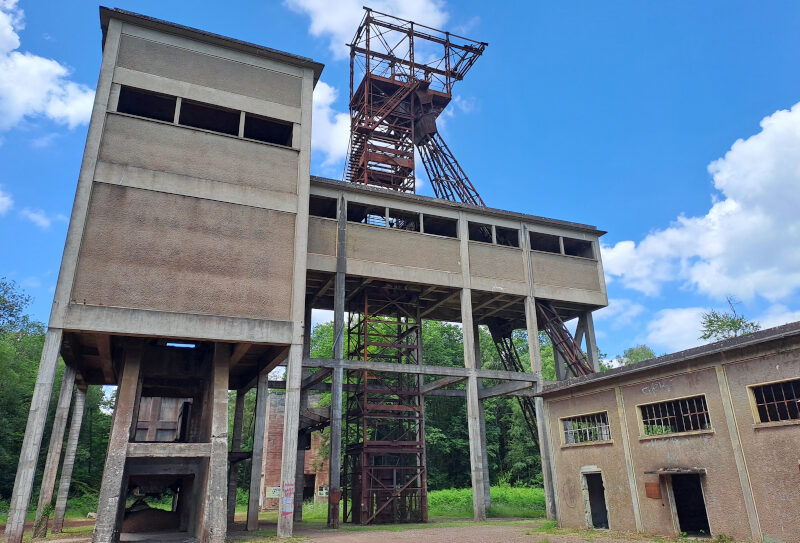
345, 7, 488, 205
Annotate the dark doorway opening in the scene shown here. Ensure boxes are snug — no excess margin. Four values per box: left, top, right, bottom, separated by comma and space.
584, 473, 609, 529
303, 474, 316, 501
672, 474, 710, 536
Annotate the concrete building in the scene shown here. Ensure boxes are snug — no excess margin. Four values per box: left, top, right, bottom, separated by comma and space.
6, 7, 609, 543
539, 322, 800, 543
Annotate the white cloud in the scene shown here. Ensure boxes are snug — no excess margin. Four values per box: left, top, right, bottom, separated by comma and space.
285, 0, 448, 60
20, 207, 67, 230
602, 102, 800, 302
312, 80, 350, 167
594, 298, 646, 329
644, 307, 708, 352
29, 132, 58, 148
756, 304, 800, 330
0, 185, 12, 215
0, 0, 94, 132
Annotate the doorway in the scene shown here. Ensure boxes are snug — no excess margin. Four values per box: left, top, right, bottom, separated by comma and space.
671, 474, 710, 536
583, 473, 609, 529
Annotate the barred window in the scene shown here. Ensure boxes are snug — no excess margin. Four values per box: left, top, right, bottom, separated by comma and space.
640, 395, 711, 436
562, 412, 611, 444
751, 379, 800, 423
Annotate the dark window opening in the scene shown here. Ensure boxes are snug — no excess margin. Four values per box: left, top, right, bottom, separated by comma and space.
672, 475, 710, 536
584, 473, 609, 529
468, 221, 492, 243
117, 86, 176, 123
423, 215, 457, 238
388, 208, 420, 231
303, 474, 316, 501
751, 379, 800, 423
309, 195, 337, 219
496, 226, 519, 248
640, 395, 711, 436
563, 237, 595, 258
530, 232, 561, 253
178, 99, 239, 136
347, 202, 386, 226
244, 113, 293, 146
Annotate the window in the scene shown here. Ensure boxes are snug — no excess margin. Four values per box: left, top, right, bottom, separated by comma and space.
639, 395, 711, 436
562, 412, 611, 444
563, 237, 594, 258
309, 195, 337, 219
750, 378, 800, 423
495, 226, 519, 248
117, 86, 176, 122
530, 232, 561, 253
244, 113, 293, 146
423, 214, 457, 238
468, 221, 492, 243
388, 208, 420, 231
347, 202, 386, 226
179, 99, 240, 136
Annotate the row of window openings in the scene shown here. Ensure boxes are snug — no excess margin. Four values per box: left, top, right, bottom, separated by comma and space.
116, 85, 294, 147
562, 379, 800, 444
310, 195, 594, 256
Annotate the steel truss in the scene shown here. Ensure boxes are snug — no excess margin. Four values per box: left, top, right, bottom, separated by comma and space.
343, 292, 428, 525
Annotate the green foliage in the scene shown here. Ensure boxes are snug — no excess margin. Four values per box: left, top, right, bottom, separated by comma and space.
701, 296, 761, 341
426, 486, 545, 518
617, 344, 656, 366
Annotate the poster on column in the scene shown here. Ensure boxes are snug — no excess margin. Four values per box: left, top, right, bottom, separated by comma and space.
281, 483, 295, 517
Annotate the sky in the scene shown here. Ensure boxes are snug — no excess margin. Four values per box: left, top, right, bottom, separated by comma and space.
1, 0, 799, 360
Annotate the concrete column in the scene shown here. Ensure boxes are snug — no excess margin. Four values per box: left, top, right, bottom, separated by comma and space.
227, 390, 246, 525
93, 341, 143, 543
277, 344, 304, 537
6, 329, 64, 543
201, 343, 230, 543
328, 195, 347, 528
581, 312, 601, 372
554, 349, 567, 381
294, 305, 313, 522
461, 290, 487, 521
473, 323, 491, 510
52, 386, 87, 533
33, 364, 77, 538
247, 371, 269, 531
614, 386, 643, 532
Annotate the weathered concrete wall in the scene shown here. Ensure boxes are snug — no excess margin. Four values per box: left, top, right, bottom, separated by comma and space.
531, 252, 601, 292
725, 351, 800, 543
72, 183, 295, 320
307, 217, 337, 257
547, 388, 637, 532
347, 223, 462, 273
468, 243, 525, 283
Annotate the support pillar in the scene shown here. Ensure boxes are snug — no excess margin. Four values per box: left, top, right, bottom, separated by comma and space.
247, 370, 268, 531
33, 364, 77, 538
92, 341, 143, 543
294, 305, 313, 522
461, 290, 487, 521
581, 312, 601, 372
473, 323, 491, 510
227, 390, 246, 525
328, 195, 346, 528
53, 385, 87, 533
277, 344, 304, 537
201, 343, 230, 543
6, 329, 63, 543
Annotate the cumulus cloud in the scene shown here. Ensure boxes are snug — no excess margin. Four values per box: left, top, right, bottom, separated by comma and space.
594, 298, 646, 329
285, 0, 448, 60
602, 102, 800, 302
312, 81, 350, 167
0, 0, 94, 132
644, 307, 708, 352
0, 185, 12, 215
20, 207, 67, 229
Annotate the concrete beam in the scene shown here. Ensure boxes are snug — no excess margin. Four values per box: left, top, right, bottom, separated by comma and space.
479, 381, 534, 399
420, 376, 466, 395
53, 386, 86, 533
303, 358, 538, 383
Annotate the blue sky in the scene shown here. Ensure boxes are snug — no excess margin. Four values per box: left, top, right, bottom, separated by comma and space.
1, 0, 799, 360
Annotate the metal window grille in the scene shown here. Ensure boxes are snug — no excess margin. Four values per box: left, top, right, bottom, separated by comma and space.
752, 379, 800, 423
640, 395, 711, 436
562, 412, 611, 444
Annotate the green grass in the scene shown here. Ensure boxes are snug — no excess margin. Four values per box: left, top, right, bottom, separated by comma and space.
427, 486, 546, 519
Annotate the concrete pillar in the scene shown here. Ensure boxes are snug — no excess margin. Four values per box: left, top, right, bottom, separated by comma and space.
277, 344, 303, 537
294, 305, 313, 522
5, 328, 63, 543
227, 390, 246, 525
247, 370, 268, 531
473, 323, 491, 510
201, 343, 230, 543
461, 290, 487, 521
328, 195, 347, 528
33, 364, 77, 538
92, 341, 143, 543
52, 385, 87, 533
581, 312, 601, 372
554, 349, 567, 381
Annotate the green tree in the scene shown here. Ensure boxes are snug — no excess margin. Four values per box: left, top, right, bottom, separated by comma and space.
701, 297, 761, 341
617, 344, 656, 366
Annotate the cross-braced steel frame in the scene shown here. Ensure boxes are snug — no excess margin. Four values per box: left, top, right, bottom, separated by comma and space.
342, 292, 428, 525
